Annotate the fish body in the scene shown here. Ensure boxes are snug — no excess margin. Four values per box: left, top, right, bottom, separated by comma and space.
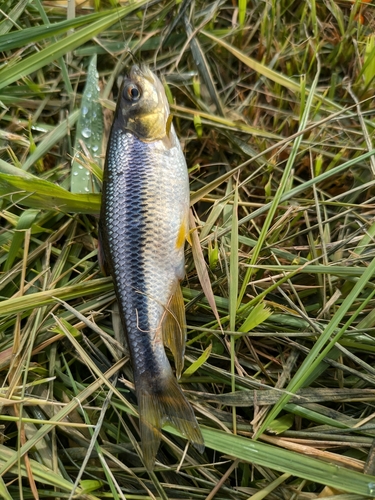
99, 65, 204, 469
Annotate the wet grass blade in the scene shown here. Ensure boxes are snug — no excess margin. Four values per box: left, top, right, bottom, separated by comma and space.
71, 55, 103, 193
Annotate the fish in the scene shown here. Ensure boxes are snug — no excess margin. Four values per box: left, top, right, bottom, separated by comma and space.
99, 64, 204, 470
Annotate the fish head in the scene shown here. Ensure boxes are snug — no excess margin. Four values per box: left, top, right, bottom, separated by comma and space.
115, 64, 172, 142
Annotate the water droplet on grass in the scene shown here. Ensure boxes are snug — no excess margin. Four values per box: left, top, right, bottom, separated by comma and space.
82, 128, 91, 138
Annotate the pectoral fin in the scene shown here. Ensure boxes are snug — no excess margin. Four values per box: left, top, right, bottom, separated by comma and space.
176, 215, 190, 250
162, 285, 186, 378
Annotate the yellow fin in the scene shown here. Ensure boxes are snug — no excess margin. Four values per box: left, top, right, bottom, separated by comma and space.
138, 375, 204, 470
166, 113, 173, 138
162, 285, 186, 378
176, 216, 188, 250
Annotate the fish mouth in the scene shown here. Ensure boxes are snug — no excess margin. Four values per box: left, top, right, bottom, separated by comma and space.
129, 64, 155, 85
119, 64, 171, 142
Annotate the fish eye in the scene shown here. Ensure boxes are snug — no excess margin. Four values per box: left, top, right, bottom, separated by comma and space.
124, 83, 141, 102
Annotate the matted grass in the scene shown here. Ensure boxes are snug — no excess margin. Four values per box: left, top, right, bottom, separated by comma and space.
1, 0, 375, 498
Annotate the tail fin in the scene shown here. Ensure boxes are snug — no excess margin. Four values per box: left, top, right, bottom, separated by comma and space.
137, 375, 204, 470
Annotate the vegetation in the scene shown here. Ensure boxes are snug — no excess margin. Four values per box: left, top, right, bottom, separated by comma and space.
1, 0, 375, 498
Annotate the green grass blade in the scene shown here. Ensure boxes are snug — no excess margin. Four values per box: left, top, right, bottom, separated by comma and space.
0, 277, 112, 317
206, 147, 375, 246
3, 209, 39, 272
229, 188, 239, 432
71, 55, 103, 193
255, 255, 375, 437
201, 29, 343, 112
0, 173, 100, 213
0, 360, 126, 479
197, 427, 375, 496
238, 68, 320, 305
184, 15, 225, 116
238, 0, 247, 27
239, 302, 272, 332
0, 443, 100, 497
0, 476, 12, 500
22, 109, 80, 172
0, 11, 108, 50
0, 0, 28, 36
0, 2, 150, 91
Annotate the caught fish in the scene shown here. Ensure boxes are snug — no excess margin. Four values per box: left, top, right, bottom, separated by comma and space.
99, 64, 204, 469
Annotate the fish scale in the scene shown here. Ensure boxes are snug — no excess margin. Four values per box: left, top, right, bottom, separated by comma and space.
99, 64, 204, 469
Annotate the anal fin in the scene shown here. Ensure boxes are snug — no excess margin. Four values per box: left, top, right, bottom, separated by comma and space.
162, 285, 186, 378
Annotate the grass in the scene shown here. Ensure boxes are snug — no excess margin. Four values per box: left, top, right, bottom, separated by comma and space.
1, 0, 375, 498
